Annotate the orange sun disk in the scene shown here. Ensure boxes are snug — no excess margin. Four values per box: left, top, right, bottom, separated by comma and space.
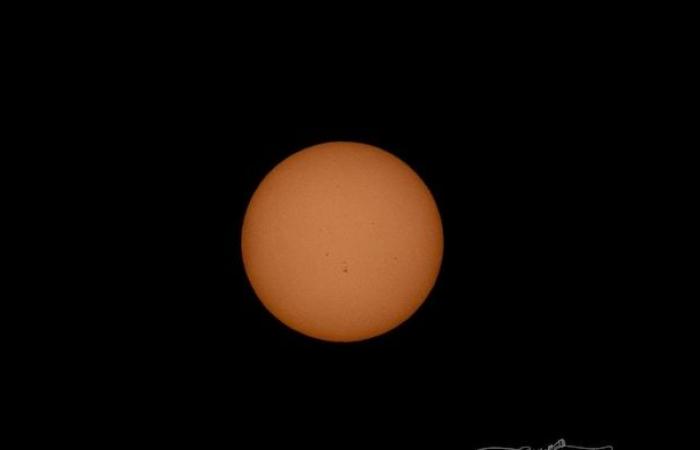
241, 141, 443, 342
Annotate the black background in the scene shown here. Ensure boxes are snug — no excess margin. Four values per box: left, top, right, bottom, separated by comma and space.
101, 15, 638, 448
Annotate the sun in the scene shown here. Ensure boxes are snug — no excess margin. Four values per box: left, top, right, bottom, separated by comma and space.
241, 141, 443, 342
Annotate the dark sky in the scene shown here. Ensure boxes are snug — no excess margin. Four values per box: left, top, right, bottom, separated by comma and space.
107, 21, 638, 448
